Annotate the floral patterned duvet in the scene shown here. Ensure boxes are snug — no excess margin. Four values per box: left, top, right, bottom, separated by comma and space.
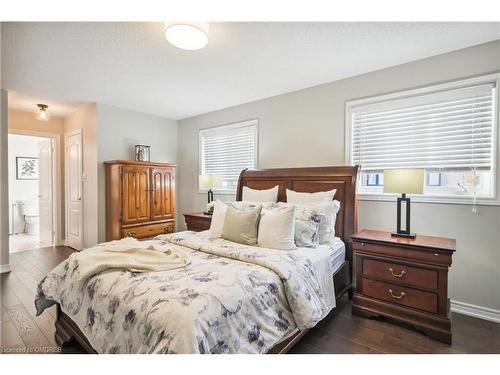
35, 231, 335, 354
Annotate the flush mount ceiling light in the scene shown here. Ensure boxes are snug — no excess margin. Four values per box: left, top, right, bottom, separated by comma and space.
164, 22, 209, 50
34, 104, 51, 122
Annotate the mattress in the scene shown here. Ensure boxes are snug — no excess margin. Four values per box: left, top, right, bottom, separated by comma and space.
329, 237, 346, 273
293, 237, 345, 274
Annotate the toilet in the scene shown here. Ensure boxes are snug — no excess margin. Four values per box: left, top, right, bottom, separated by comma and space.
19, 200, 39, 235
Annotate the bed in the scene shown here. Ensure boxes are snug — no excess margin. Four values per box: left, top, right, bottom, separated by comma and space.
37, 165, 359, 354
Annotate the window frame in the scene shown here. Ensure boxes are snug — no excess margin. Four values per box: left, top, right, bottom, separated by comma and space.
345, 73, 500, 206
198, 119, 259, 195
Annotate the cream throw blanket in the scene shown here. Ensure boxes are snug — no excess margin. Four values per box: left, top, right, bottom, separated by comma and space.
70, 237, 191, 287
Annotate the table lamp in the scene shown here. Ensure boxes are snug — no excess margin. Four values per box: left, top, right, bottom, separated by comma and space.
199, 174, 222, 208
383, 169, 424, 238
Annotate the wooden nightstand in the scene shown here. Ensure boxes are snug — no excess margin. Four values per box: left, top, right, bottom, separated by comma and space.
183, 212, 212, 232
351, 230, 456, 344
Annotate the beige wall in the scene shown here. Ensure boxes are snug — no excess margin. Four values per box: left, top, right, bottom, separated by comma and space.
178, 40, 500, 315
8, 109, 66, 244
8, 108, 65, 134
64, 103, 98, 248
0, 89, 9, 271
96, 104, 178, 242
1, 24, 10, 270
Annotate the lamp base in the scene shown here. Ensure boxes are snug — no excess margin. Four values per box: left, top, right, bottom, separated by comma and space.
203, 211, 213, 216
391, 232, 417, 239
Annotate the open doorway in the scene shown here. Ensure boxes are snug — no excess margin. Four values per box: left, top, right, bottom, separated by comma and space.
8, 133, 57, 252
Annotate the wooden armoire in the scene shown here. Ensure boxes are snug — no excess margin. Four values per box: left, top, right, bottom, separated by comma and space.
105, 160, 176, 241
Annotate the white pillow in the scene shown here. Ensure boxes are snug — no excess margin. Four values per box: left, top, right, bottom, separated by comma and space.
208, 199, 228, 238
242, 185, 279, 202
258, 204, 296, 250
208, 200, 266, 238
286, 188, 337, 204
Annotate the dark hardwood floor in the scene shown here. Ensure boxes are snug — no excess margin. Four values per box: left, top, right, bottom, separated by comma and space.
290, 297, 500, 354
1, 246, 499, 354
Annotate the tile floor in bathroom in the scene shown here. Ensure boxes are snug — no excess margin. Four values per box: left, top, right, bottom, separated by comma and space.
8, 233, 52, 253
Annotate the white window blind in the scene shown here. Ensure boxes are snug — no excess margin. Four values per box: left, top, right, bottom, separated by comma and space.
200, 120, 258, 192
351, 83, 495, 171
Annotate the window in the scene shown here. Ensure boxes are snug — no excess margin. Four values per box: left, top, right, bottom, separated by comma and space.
346, 74, 499, 202
199, 119, 258, 193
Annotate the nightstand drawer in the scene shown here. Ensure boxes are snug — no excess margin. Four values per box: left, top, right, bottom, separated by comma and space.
363, 258, 438, 290
353, 241, 452, 266
184, 213, 212, 232
362, 278, 437, 314
185, 217, 211, 231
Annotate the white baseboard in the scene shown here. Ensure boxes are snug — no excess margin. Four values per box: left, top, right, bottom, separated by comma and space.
451, 300, 500, 324
0, 264, 11, 274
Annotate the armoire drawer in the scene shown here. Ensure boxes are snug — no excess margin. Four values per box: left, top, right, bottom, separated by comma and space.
122, 222, 174, 239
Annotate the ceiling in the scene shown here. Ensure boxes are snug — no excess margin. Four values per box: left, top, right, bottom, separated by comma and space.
2, 22, 499, 120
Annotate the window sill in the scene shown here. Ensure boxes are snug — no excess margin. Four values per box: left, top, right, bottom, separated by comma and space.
198, 189, 236, 196
357, 193, 500, 206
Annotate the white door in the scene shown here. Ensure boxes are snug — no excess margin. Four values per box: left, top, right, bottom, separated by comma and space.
38, 139, 54, 245
65, 130, 83, 250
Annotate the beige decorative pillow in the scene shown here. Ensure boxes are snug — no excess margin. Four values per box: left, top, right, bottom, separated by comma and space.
221, 205, 261, 245
209, 200, 265, 238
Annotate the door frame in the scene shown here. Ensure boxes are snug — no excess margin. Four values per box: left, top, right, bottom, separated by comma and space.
64, 128, 83, 249
8, 129, 62, 246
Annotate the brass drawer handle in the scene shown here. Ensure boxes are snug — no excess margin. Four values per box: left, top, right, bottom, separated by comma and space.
388, 289, 406, 299
127, 232, 136, 237
164, 226, 171, 232
389, 267, 406, 278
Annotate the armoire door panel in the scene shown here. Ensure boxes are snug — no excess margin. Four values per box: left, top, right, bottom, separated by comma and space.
122, 166, 150, 224
151, 167, 174, 220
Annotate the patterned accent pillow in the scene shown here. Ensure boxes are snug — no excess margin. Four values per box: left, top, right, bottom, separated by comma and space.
293, 206, 323, 247
304, 200, 341, 247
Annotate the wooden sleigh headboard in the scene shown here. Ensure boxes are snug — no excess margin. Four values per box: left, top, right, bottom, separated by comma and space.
236, 165, 360, 261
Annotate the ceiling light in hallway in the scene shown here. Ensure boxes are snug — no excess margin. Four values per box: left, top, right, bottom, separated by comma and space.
34, 103, 51, 122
